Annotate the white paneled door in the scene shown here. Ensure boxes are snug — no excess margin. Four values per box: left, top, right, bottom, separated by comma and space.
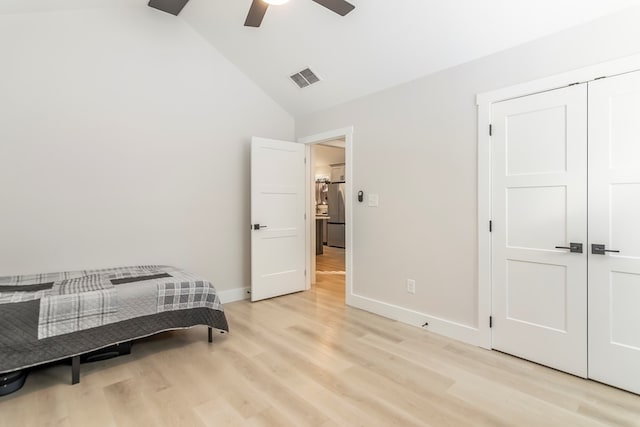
588, 71, 640, 394
491, 85, 588, 377
250, 137, 306, 302
491, 70, 640, 393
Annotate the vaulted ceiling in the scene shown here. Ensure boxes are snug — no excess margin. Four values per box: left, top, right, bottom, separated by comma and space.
2, 0, 637, 116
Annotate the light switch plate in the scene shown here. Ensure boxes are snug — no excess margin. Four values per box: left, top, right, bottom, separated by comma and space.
368, 194, 379, 207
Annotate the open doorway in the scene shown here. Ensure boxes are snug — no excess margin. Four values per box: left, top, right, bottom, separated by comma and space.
299, 127, 353, 305
312, 141, 346, 300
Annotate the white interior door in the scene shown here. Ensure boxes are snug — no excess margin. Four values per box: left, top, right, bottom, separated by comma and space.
491, 85, 588, 377
588, 71, 640, 394
251, 137, 306, 302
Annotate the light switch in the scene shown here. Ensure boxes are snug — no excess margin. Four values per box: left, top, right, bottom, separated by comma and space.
368, 194, 379, 207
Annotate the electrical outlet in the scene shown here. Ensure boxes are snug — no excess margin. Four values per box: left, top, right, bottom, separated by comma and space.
406, 279, 416, 294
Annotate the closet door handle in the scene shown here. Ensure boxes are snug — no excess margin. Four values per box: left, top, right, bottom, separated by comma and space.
592, 244, 620, 255
555, 243, 583, 253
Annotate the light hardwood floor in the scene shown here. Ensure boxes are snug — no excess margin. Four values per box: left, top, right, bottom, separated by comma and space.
316, 246, 345, 273
1, 275, 639, 426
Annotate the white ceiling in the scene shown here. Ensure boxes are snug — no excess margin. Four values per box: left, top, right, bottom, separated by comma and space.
180, 0, 638, 116
0, 0, 132, 14
2, 0, 638, 117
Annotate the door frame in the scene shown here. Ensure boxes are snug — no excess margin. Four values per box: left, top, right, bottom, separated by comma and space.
298, 127, 354, 303
476, 53, 640, 350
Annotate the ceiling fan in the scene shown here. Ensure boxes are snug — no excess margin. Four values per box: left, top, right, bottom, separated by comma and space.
245, 0, 356, 27
147, 0, 355, 27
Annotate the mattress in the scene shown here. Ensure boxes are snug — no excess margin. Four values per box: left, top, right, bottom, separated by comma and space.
0, 265, 229, 374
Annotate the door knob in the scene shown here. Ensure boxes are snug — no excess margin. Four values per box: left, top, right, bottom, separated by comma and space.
252, 224, 267, 230
591, 244, 620, 255
555, 243, 583, 253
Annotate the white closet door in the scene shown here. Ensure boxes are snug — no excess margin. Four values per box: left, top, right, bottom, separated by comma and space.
492, 85, 588, 377
588, 71, 640, 394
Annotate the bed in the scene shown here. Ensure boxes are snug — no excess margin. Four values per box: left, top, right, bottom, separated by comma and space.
0, 265, 229, 386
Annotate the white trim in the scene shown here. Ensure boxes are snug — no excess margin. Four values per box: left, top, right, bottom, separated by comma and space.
476, 52, 640, 105
297, 127, 354, 145
217, 287, 250, 304
305, 143, 315, 288
298, 127, 354, 303
349, 293, 483, 347
477, 101, 493, 350
476, 52, 640, 351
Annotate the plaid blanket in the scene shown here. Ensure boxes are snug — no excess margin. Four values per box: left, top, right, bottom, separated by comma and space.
39, 282, 118, 339
0, 271, 82, 287
0, 289, 51, 304
0, 265, 229, 375
0, 265, 223, 340
54, 274, 113, 295
158, 280, 222, 313
0, 271, 74, 304
0, 265, 168, 288
0, 267, 161, 305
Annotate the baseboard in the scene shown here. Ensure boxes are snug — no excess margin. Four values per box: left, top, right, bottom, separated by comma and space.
217, 286, 250, 304
217, 286, 483, 346
347, 292, 484, 347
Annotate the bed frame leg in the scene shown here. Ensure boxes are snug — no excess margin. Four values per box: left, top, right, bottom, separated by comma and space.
71, 355, 80, 385
208, 327, 213, 343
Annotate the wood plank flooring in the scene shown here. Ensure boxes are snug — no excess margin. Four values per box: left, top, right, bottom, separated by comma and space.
1, 275, 639, 426
316, 246, 345, 273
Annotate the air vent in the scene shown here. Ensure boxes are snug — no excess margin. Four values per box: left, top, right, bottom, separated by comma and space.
290, 68, 321, 89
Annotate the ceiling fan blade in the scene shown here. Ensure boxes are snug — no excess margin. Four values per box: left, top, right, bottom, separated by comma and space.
245, 0, 269, 27
148, 0, 190, 16
311, 0, 355, 16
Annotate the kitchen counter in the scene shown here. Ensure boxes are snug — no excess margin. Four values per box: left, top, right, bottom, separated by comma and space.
315, 216, 330, 254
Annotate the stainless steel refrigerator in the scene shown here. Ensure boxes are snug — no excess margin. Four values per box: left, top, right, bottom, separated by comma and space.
327, 182, 345, 248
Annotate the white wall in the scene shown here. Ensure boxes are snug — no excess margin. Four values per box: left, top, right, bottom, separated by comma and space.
295, 7, 640, 337
0, 6, 294, 294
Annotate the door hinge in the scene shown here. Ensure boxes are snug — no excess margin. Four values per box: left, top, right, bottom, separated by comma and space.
304, 213, 307, 220
489, 316, 493, 328
304, 269, 307, 276
489, 220, 492, 232
304, 157, 307, 164
489, 124, 492, 136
